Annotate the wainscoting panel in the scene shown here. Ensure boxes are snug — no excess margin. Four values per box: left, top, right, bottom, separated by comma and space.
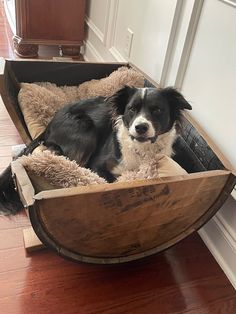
84, 0, 122, 62
199, 197, 236, 289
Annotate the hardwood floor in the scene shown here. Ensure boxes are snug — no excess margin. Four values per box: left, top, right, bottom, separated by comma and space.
0, 0, 23, 173
0, 1, 236, 313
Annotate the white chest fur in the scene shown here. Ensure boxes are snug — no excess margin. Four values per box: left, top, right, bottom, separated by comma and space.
112, 121, 177, 176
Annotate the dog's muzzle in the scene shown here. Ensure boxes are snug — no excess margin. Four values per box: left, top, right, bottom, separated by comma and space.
130, 134, 158, 143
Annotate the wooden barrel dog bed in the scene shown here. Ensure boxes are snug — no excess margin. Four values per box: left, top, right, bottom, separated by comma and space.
0, 59, 235, 264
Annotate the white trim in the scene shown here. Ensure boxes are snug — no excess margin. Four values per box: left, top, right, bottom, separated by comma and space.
216, 213, 236, 245
85, 0, 112, 45
85, 16, 105, 43
85, 0, 119, 48
102, 0, 112, 45
84, 0, 120, 62
105, 0, 120, 48
83, 40, 104, 62
175, 0, 204, 89
218, 0, 236, 8
231, 187, 236, 200
160, 0, 184, 87
4, 0, 16, 34
109, 46, 126, 62
199, 214, 236, 290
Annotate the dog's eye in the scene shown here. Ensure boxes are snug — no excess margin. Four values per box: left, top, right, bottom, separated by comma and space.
154, 108, 163, 114
129, 107, 135, 113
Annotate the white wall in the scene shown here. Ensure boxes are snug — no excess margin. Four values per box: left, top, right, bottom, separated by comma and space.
180, 0, 236, 288
4, 0, 16, 34
85, 0, 236, 288
181, 0, 236, 168
114, 0, 177, 82
84, 0, 195, 84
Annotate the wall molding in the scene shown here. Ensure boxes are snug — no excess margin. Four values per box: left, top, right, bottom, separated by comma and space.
109, 46, 126, 62
83, 39, 104, 62
199, 204, 236, 290
85, 0, 112, 45
218, 0, 236, 8
85, 16, 105, 43
105, 0, 120, 51
159, 0, 184, 87
85, 0, 121, 62
4, 0, 16, 34
175, 0, 204, 89
215, 212, 236, 245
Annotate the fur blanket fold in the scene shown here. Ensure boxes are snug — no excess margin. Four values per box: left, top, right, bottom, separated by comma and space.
18, 148, 187, 192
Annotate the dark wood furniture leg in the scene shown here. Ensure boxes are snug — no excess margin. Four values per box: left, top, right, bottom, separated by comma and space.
61, 45, 81, 56
13, 36, 38, 58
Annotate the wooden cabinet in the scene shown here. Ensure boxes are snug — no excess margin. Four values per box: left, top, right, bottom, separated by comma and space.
12, 0, 85, 57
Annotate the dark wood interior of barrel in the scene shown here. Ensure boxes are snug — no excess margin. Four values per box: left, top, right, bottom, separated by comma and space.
8, 60, 126, 85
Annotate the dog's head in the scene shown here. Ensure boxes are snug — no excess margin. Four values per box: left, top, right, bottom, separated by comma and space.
110, 86, 192, 143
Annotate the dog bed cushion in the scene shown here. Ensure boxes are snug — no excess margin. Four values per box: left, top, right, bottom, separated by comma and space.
19, 148, 187, 192
18, 66, 145, 139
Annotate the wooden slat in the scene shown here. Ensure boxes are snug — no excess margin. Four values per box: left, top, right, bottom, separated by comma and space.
31, 170, 230, 263
23, 227, 44, 252
11, 160, 35, 207
33, 170, 228, 200
0, 59, 31, 144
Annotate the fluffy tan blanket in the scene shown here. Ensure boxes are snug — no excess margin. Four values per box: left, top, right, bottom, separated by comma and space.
18, 66, 144, 139
19, 148, 187, 192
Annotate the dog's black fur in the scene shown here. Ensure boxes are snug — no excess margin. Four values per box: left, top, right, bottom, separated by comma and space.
0, 86, 191, 214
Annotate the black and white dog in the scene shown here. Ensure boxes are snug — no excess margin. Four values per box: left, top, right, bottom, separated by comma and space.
0, 86, 191, 214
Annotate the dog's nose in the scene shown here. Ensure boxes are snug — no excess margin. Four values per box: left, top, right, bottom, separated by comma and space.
135, 123, 149, 135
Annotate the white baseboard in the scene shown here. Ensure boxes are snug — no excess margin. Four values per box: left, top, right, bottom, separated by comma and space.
84, 40, 126, 63
83, 40, 104, 62
199, 210, 236, 290
109, 47, 127, 62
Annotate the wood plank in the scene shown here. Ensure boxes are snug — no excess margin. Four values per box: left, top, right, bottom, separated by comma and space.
0, 145, 14, 157
0, 227, 25, 250
11, 160, 35, 207
34, 169, 230, 200
32, 170, 230, 262
0, 65, 31, 144
0, 233, 235, 314
0, 135, 23, 146
184, 297, 236, 314
0, 155, 11, 168
23, 227, 44, 252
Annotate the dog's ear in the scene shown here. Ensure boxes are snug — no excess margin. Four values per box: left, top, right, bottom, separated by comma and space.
160, 87, 192, 110
107, 85, 137, 115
